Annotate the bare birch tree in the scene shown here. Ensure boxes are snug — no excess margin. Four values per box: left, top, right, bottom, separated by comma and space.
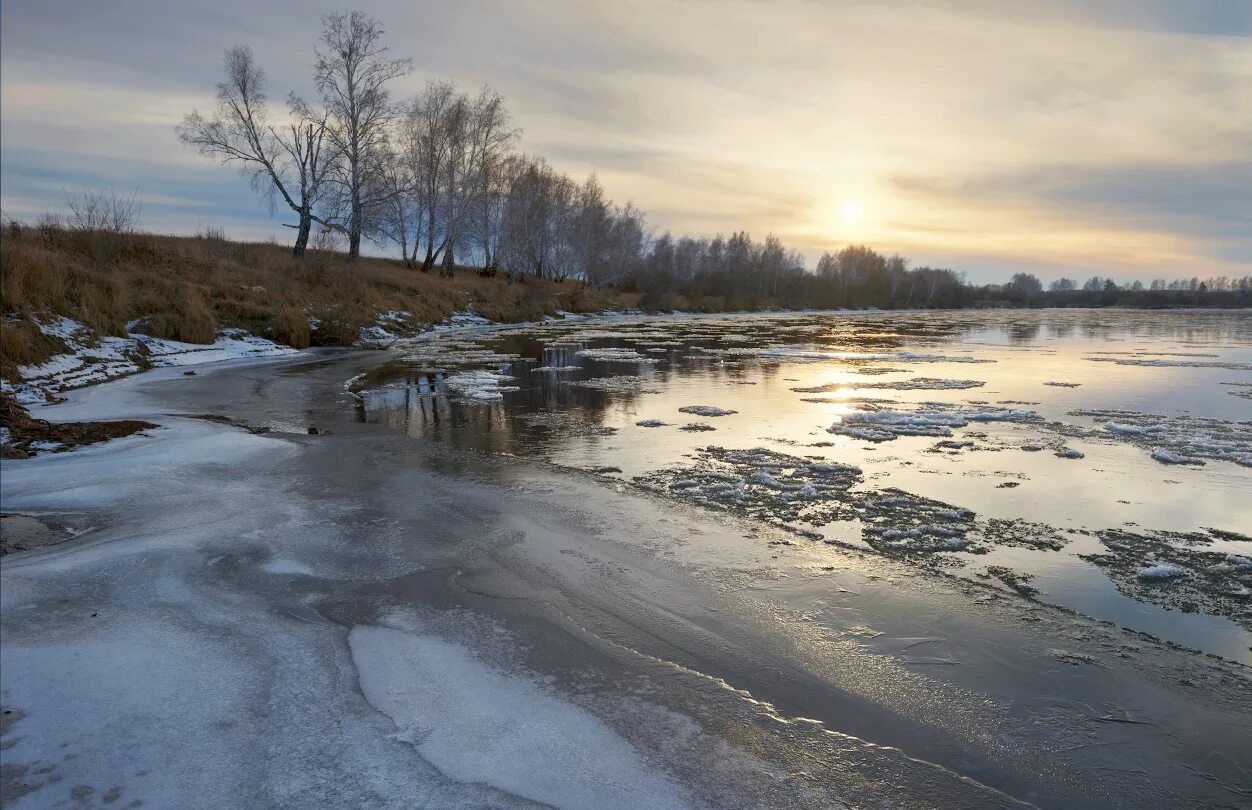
315, 11, 411, 261
179, 46, 337, 257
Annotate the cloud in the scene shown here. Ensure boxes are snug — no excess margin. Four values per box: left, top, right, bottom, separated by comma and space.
2, 0, 1249, 282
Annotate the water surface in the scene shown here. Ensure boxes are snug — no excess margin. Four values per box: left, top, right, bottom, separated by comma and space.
358, 309, 1252, 661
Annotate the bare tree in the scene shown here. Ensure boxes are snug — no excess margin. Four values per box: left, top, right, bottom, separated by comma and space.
64, 188, 142, 234
437, 86, 516, 277
315, 11, 411, 261
179, 46, 337, 257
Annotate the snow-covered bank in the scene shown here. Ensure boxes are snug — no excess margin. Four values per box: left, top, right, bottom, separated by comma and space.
5, 316, 299, 406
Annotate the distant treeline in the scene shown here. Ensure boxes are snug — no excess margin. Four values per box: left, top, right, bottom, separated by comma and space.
620, 240, 1251, 312
176, 11, 1249, 311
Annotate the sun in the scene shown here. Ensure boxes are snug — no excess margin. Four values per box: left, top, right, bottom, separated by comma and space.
838, 200, 863, 225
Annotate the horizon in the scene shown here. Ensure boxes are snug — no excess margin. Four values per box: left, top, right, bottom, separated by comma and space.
2, 1, 1250, 283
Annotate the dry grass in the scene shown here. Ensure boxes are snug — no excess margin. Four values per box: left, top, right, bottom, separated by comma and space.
0, 223, 634, 380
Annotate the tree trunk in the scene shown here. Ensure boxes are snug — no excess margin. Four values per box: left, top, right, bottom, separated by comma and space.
440, 244, 456, 278
292, 214, 312, 258
349, 228, 361, 261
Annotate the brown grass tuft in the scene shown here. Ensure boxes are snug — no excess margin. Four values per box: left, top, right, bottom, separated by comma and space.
271, 307, 311, 349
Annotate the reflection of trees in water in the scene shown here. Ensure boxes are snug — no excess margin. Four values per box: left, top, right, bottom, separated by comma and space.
359, 309, 1252, 455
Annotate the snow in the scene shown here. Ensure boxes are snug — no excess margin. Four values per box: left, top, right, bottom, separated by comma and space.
677, 406, 737, 417
348, 622, 691, 810
9, 317, 298, 405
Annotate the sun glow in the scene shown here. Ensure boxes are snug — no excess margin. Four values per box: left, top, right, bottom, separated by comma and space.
838, 200, 863, 225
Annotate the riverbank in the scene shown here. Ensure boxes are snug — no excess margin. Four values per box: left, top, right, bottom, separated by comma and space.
2, 343, 1249, 808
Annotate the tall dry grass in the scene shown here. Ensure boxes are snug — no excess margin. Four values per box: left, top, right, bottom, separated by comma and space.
0, 222, 632, 381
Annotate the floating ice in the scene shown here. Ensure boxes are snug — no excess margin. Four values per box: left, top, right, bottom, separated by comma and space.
1137, 563, 1186, 580
570, 376, 659, 394
828, 405, 1037, 442
678, 406, 737, 417
1055, 448, 1085, 459
636, 419, 668, 427
574, 348, 659, 363
1151, 449, 1205, 466
1085, 357, 1252, 371
445, 370, 518, 402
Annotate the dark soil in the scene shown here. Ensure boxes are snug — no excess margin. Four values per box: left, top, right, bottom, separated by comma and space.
0, 391, 156, 458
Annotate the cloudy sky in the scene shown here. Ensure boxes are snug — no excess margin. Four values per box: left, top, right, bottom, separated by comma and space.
2, 0, 1249, 282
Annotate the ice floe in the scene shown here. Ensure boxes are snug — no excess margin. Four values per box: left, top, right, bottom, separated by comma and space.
828, 405, 1038, 442
1070, 409, 1252, 468
444, 370, 519, 402
574, 348, 659, 363
1084, 357, 1252, 371
678, 405, 737, 417
570, 376, 659, 394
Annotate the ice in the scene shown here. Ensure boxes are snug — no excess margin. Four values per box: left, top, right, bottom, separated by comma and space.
531, 365, 582, 372
751, 347, 996, 365
1085, 357, 1252, 371
1226, 554, 1252, 569
1044, 381, 1082, 388
677, 406, 737, 417
570, 376, 659, 394
636, 419, 669, 427
348, 623, 691, 810
829, 405, 1038, 441
861, 377, 985, 391
1151, 449, 1206, 466
574, 348, 659, 364
261, 558, 316, 576
1137, 563, 1186, 580
445, 370, 519, 402
1106, 422, 1166, 436
1055, 448, 1085, 459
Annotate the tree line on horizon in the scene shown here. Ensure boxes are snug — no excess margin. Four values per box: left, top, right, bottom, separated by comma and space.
176, 10, 1250, 312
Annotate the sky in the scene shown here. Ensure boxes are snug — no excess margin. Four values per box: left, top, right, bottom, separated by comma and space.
2, 0, 1249, 283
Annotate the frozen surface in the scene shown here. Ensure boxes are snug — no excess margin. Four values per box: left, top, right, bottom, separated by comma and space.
349, 620, 691, 810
